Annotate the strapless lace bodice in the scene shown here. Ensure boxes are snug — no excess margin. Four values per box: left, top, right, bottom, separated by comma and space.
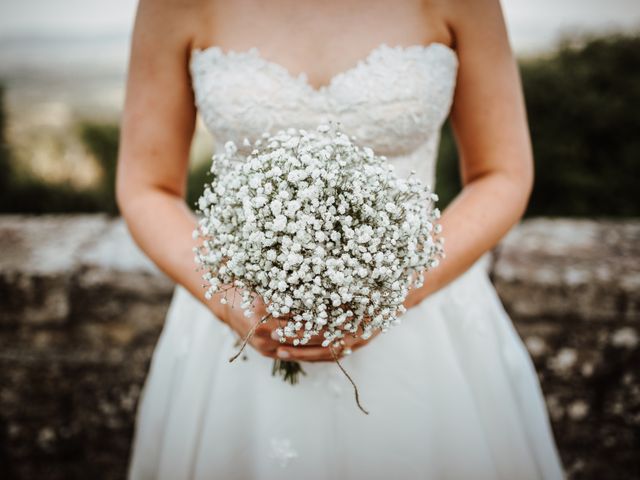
189, 42, 458, 186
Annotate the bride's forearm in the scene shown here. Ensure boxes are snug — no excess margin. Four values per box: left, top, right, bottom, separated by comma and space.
118, 187, 212, 311
118, 168, 529, 312
408, 170, 531, 304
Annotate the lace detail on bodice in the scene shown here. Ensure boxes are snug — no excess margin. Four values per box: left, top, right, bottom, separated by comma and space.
189, 42, 458, 186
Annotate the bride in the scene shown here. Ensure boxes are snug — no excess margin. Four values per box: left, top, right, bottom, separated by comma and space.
116, 0, 565, 478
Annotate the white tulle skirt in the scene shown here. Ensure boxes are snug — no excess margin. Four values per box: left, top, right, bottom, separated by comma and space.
127, 256, 565, 480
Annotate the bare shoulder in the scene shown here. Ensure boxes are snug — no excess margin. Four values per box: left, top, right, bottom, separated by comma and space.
131, 0, 205, 53
433, 0, 532, 186
118, 0, 208, 202
437, 0, 513, 55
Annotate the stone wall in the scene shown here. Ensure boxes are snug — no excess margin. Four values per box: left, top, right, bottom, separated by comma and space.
0, 215, 638, 479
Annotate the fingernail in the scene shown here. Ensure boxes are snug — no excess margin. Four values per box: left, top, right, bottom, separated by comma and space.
277, 349, 290, 359
271, 330, 279, 340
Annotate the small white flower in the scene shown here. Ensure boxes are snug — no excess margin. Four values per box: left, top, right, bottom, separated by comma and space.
224, 140, 237, 155
286, 200, 301, 216
385, 202, 397, 214
270, 199, 283, 216
272, 215, 288, 232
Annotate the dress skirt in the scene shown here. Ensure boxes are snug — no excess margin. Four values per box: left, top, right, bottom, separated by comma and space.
127, 255, 565, 479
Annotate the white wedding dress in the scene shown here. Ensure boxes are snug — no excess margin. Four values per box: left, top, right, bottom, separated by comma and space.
127, 42, 565, 479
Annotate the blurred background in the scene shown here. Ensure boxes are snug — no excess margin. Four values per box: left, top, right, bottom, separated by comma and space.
0, 1, 639, 479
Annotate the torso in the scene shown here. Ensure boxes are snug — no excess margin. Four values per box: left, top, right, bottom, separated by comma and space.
189, 0, 455, 91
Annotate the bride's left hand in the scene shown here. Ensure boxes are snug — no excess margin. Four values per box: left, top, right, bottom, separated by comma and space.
274, 328, 382, 363
402, 283, 428, 310
274, 289, 426, 362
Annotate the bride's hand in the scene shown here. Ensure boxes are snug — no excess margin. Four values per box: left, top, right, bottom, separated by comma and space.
275, 296, 418, 362
209, 288, 324, 359
402, 285, 427, 310
274, 322, 382, 363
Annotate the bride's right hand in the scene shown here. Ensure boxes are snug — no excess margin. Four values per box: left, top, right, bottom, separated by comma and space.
208, 288, 279, 359
208, 288, 323, 359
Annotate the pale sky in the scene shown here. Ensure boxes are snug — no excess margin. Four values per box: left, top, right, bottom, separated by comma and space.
0, 0, 639, 54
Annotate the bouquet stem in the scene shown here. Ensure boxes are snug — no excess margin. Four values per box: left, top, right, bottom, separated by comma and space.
271, 359, 307, 385
228, 313, 272, 363
329, 344, 369, 415
228, 312, 368, 414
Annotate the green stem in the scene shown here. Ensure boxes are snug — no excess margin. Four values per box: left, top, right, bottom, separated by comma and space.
272, 359, 307, 385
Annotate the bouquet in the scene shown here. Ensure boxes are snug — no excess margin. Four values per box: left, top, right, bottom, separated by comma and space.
192, 123, 443, 413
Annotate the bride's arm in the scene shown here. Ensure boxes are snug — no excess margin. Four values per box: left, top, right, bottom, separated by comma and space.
116, 0, 289, 358
116, 0, 203, 302
406, 0, 534, 307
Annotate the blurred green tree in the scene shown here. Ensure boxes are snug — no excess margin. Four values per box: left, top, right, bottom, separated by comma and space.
0, 84, 118, 213
186, 160, 212, 210
0, 85, 11, 199
435, 32, 640, 217
522, 33, 640, 216
79, 123, 120, 214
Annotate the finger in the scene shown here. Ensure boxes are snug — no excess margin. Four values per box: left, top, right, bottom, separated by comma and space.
254, 348, 280, 360
245, 345, 280, 360
346, 336, 379, 353
251, 317, 285, 338
276, 347, 334, 362
276, 344, 346, 363
267, 330, 326, 347
253, 317, 326, 345
253, 324, 276, 339
249, 341, 284, 360
249, 336, 276, 353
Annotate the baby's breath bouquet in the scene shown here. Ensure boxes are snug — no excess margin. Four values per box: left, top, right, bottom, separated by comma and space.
192, 123, 443, 410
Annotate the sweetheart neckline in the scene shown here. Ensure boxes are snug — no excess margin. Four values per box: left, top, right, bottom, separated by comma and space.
190, 41, 458, 94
